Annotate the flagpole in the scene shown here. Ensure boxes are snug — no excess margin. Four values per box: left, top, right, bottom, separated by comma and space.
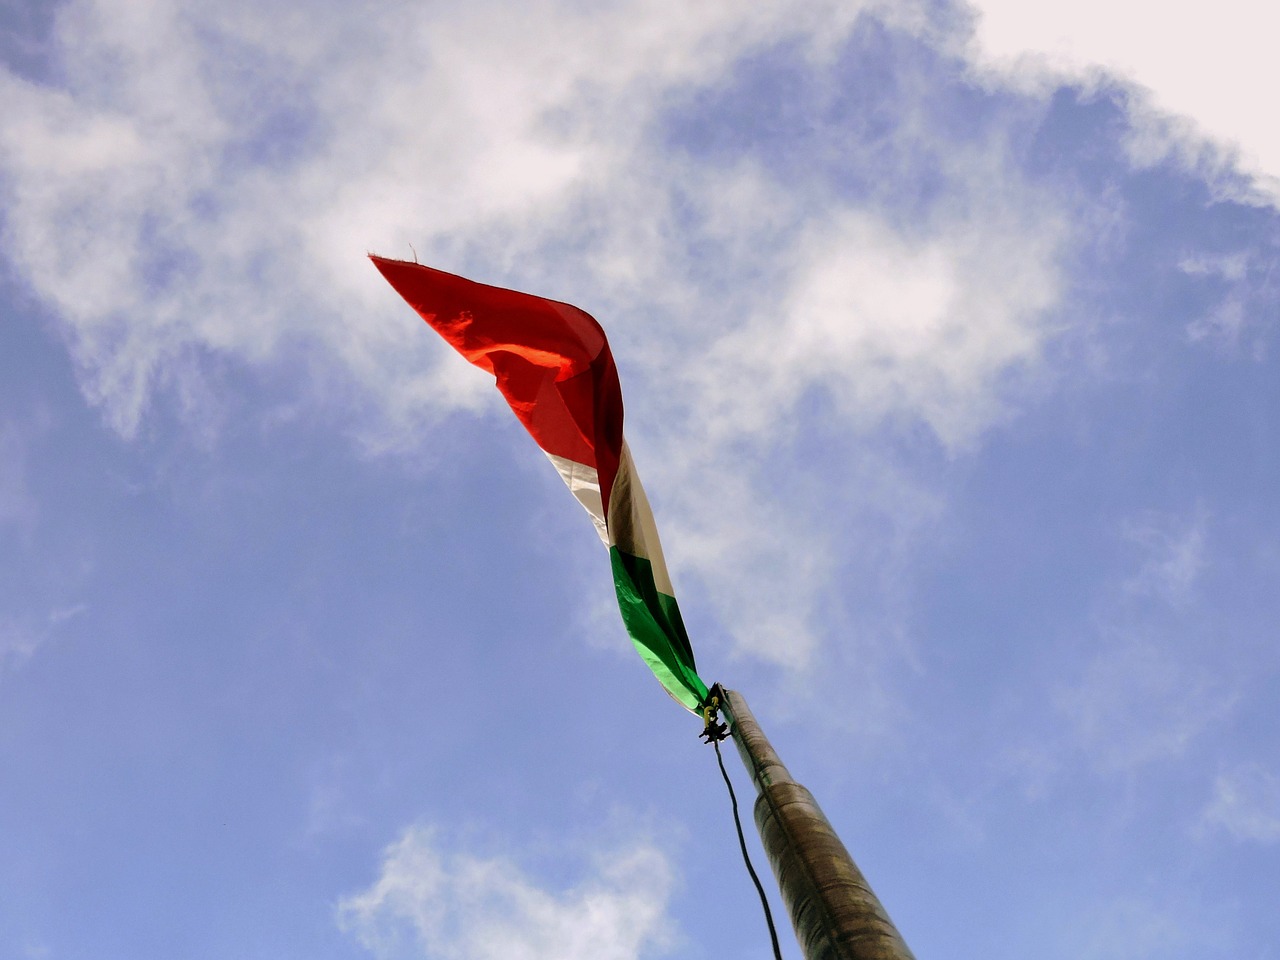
716, 687, 916, 960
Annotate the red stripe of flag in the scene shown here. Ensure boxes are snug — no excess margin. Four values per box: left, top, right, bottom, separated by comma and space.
370, 256, 624, 520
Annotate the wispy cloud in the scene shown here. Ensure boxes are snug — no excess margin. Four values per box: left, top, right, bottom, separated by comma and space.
0, 618, 44, 668
1060, 633, 1236, 773
1048, 509, 1232, 775
1121, 508, 1208, 607
683, 202, 1062, 451
0, 0, 893, 440
0, 0, 1077, 677
1180, 253, 1276, 358
620, 36, 1072, 673
0, 418, 38, 532
337, 826, 676, 960
0, 604, 84, 676
0, 0, 1066, 453
1071, 896, 1190, 960
1201, 762, 1280, 843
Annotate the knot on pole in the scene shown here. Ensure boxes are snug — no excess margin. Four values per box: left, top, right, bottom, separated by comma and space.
700, 685, 730, 743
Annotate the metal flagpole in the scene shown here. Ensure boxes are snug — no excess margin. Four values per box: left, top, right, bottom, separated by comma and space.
715, 686, 916, 960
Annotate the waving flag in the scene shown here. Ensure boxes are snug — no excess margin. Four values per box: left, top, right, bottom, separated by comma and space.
371, 256, 709, 712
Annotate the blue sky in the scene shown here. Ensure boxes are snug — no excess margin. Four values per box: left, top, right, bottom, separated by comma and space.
1, 1, 1278, 958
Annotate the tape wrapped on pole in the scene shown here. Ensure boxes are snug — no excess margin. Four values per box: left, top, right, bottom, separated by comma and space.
718, 686, 916, 960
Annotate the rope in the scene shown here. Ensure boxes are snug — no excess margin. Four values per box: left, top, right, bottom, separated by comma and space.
714, 737, 785, 960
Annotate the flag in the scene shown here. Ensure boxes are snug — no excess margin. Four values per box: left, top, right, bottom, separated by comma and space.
371, 256, 709, 713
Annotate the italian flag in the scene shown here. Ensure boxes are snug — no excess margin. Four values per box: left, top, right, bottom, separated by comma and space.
371, 256, 710, 713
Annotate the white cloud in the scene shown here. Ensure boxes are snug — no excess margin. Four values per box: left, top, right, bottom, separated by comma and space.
649, 454, 833, 668
0, 0, 919, 445
693, 205, 1060, 450
0, 0, 1072, 674
1202, 763, 1280, 843
0, 0, 1062, 444
337, 826, 676, 960
633, 149, 1065, 670
963, 0, 1280, 203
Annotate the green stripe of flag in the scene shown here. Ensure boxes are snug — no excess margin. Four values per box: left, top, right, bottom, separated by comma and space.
610, 546, 708, 711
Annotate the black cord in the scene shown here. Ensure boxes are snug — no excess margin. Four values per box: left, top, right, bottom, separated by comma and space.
714, 738, 785, 960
